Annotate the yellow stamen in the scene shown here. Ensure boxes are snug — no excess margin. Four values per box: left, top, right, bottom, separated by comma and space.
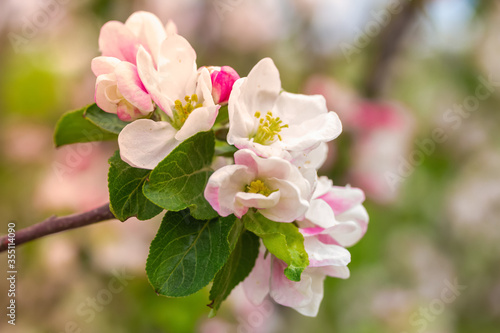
245, 180, 275, 197
171, 94, 203, 129
252, 111, 289, 145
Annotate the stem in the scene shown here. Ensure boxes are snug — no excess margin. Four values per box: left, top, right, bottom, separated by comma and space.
0, 203, 115, 252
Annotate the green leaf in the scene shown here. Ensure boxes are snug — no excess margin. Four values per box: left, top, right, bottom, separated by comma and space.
108, 151, 163, 221
146, 211, 235, 297
214, 141, 237, 157
243, 211, 309, 282
143, 131, 217, 220
54, 105, 117, 147
214, 104, 229, 125
84, 103, 129, 134
208, 228, 259, 316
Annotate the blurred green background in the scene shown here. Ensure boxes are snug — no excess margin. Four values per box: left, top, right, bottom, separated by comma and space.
1, 0, 499, 332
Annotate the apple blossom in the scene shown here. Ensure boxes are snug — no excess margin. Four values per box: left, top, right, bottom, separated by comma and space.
118, 34, 219, 169
227, 58, 342, 161
92, 12, 178, 121
300, 176, 369, 247
206, 66, 240, 105
243, 237, 351, 317
204, 149, 315, 222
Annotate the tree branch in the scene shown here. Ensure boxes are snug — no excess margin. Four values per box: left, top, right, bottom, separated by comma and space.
0, 203, 116, 252
363, 0, 424, 98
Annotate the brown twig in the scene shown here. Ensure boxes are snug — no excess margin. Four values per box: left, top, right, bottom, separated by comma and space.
364, 0, 425, 98
0, 203, 116, 252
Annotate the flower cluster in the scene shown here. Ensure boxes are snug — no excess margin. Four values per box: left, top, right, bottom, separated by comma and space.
88, 11, 369, 317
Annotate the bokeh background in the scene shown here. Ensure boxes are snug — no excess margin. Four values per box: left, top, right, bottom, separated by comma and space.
1, 0, 499, 332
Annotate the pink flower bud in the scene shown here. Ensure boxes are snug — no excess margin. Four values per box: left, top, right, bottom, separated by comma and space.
208, 66, 240, 105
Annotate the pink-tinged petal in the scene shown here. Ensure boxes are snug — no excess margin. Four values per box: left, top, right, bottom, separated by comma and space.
300, 227, 324, 237
204, 165, 255, 217
115, 62, 154, 113
262, 179, 309, 222
210, 66, 240, 104
316, 234, 339, 245
95, 73, 118, 114
98, 21, 139, 64
157, 34, 197, 100
124, 11, 167, 65
118, 120, 178, 169
313, 176, 333, 198
91, 56, 120, 76
321, 265, 350, 279
243, 250, 271, 306
304, 199, 335, 229
331, 205, 369, 245
235, 191, 281, 211
136, 46, 173, 117
290, 268, 326, 317
174, 105, 219, 141
241, 58, 281, 113
233, 149, 259, 174
269, 258, 312, 308
116, 101, 142, 121
303, 237, 351, 267
319, 186, 365, 215
323, 220, 363, 248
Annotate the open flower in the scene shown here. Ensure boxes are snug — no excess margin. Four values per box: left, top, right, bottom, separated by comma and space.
243, 237, 351, 317
300, 176, 369, 247
118, 33, 219, 169
227, 58, 342, 160
92, 11, 177, 121
204, 149, 315, 222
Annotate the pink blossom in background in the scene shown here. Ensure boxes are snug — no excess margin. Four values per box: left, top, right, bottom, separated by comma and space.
199, 286, 280, 333
2, 123, 52, 163
209, 0, 286, 52
34, 143, 111, 212
304, 75, 416, 203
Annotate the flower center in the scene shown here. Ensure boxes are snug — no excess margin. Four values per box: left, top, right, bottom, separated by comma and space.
171, 94, 203, 129
245, 180, 275, 197
252, 111, 289, 145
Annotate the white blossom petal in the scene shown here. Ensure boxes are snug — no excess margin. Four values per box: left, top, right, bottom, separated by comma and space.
91, 56, 120, 76
240, 57, 281, 113
125, 11, 167, 65
235, 191, 281, 211
304, 237, 351, 267
118, 119, 178, 169
174, 105, 219, 141
304, 198, 336, 229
